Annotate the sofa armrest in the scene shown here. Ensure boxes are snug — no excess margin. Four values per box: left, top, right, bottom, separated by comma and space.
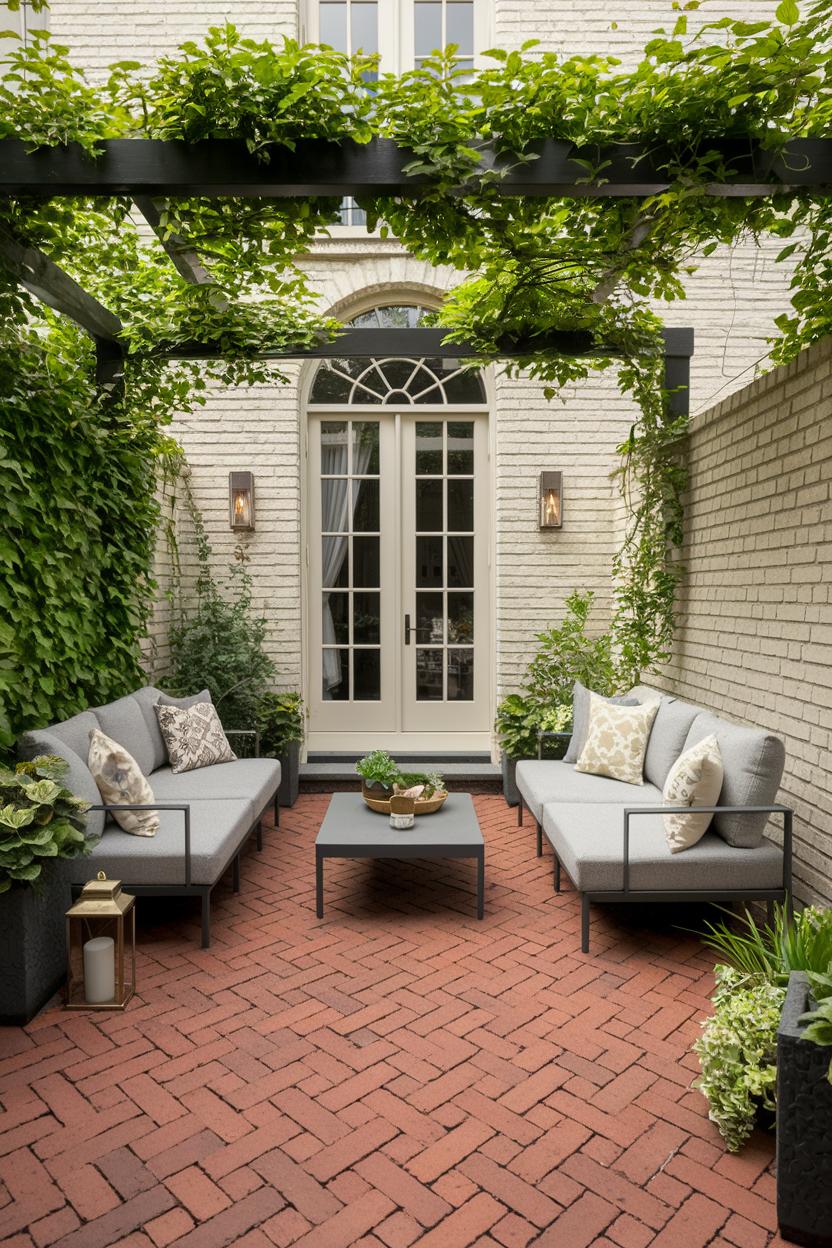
224, 729, 260, 758
88, 803, 192, 886
537, 730, 572, 760
621, 805, 793, 894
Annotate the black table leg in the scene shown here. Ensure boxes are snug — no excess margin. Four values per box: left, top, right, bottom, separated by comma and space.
476, 850, 484, 919
316, 851, 324, 918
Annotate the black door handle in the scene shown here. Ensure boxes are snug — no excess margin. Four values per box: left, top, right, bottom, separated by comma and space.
404, 614, 411, 645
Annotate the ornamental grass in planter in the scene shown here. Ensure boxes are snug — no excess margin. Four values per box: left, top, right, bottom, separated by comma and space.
0, 756, 93, 1025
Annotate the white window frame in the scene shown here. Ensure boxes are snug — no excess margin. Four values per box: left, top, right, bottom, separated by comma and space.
302, 0, 492, 76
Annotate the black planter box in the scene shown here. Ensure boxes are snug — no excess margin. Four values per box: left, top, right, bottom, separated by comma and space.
0, 859, 74, 1025
501, 754, 520, 808
277, 740, 300, 807
777, 972, 832, 1247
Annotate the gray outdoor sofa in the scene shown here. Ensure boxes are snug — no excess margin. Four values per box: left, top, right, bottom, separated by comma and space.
18, 686, 281, 947
515, 686, 792, 952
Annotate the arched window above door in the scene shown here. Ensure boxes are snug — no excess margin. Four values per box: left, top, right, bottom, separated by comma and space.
309, 304, 486, 406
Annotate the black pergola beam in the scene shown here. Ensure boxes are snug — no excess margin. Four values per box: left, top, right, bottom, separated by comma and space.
0, 227, 123, 341
133, 196, 214, 285
1, 137, 830, 199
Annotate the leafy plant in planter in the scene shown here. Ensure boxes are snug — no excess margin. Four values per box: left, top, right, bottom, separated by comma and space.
694, 965, 785, 1153
495, 696, 572, 762
0, 755, 92, 893
523, 591, 618, 711
800, 971, 832, 1084
355, 750, 400, 792
257, 692, 304, 757
701, 903, 832, 985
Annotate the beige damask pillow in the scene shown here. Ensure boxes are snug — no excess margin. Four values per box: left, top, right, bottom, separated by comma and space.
88, 728, 159, 837
663, 733, 724, 853
575, 694, 659, 785
155, 702, 236, 774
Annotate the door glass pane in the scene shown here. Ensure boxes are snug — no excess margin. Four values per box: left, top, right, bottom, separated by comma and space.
447, 535, 473, 587
323, 649, 349, 699
351, 1, 378, 53
447, 421, 474, 473
416, 479, 443, 531
319, 1, 347, 50
352, 478, 379, 531
352, 420, 379, 474
447, 0, 473, 51
416, 649, 443, 700
416, 592, 443, 643
353, 591, 380, 644
354, 649, 381, 700
379, 359, 418, 391
416, 536, 443, 587
322, 535, 349, 587
447, 478, 473, 531
327, 591, 349, 644
447, 592, 473, 643
321, 479, 349, 534
352, 536, 380, 587
447, 649, 474, 700
415, 0, 442, 56
416, 421, 443, 473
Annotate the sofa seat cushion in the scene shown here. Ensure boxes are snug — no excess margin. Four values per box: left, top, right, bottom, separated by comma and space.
516, 760, 663, 822
77, 798, 254, 887
94, 695, 157, 777
683, 712, 786, 848
151, 757, 281, 816
542, 801, 784, 894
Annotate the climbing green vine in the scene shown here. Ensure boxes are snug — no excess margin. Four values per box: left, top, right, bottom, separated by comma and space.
1, 0, 831, 740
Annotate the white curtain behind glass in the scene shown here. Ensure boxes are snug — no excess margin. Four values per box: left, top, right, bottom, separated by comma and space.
321, 426, 373, 692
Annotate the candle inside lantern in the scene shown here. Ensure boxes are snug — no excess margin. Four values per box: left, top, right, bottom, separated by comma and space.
83, 936, 115, 1004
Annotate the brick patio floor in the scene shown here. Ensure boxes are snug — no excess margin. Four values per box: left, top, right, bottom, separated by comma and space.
0, 794, 787, 1248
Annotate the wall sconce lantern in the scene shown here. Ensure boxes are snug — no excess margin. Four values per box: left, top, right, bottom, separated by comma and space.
229, 471, 255, 531
65, 873, 136, 1011
539, 471, 563, 529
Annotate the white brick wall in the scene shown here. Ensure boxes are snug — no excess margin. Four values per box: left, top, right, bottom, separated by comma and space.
656, 336, 832, 906
44, 1, 802, 740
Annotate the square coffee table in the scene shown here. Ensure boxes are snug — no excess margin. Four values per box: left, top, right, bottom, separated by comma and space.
315, 792, 485, 919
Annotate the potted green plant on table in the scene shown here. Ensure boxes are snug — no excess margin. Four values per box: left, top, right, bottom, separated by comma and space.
257, 692, 304, 807
355, 750, 403, 799
0, 756, 93, 1024
355, 753, 447, 813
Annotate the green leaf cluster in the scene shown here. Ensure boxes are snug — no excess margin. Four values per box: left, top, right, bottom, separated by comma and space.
354, 750, 445, 797
256, 691, 305, 756
0, 754, 92, 893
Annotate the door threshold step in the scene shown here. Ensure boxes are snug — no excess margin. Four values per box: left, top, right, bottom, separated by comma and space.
301, 758, 502, 792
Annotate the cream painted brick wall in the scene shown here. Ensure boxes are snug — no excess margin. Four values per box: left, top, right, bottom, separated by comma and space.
656, 336, 832, 906
44, 1, 799, 722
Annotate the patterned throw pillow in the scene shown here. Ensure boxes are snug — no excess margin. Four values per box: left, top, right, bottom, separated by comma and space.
155, 702, 237, 774
575, 694, 659, 785
663, 733, 724, 853
88, 728, 159, 837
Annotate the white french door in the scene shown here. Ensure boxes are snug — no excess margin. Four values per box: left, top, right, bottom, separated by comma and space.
306, 410, 491, 751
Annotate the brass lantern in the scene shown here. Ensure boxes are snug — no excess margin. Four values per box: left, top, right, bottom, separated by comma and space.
229, 471, 255, 531
65, 872, 136, 1011
539, 471, 563, 529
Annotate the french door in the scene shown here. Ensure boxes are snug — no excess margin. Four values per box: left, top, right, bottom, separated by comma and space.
306, 410, 491, 750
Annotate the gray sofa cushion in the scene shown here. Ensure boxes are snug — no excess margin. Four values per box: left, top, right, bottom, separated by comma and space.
131, 685, 168, 772
683, 711, 786, 848
157, 688, 212, 709
151, 757, 281, 817
16, 729, 105, 839
563, 682, 640, 764
516, 759, 663, 823
38, 710, 100, 762
542, 801, 784, 894
644, 698, 702, 789
94, 695, 156, 777
77, 798, 254, 887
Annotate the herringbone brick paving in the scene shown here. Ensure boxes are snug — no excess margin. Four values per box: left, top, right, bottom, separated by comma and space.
0, 795, 787, 1247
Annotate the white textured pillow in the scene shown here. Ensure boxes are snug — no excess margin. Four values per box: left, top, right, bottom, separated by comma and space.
663, 733, 724, 853
155, 702, 236, 774
88, 728, 159, 837
575, 694, 659, 785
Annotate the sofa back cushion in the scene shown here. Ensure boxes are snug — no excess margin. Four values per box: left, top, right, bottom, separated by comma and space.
41, 710, 100, 761
683, 711, 786, 847
131, 686, 168, 772
563, 682, 639, 764
16, 729, 105, 839
644, 698, 702, 789
94, 694, 156, 777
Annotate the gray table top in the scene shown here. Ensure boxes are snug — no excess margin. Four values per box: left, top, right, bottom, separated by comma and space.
316, 792, 483, 853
